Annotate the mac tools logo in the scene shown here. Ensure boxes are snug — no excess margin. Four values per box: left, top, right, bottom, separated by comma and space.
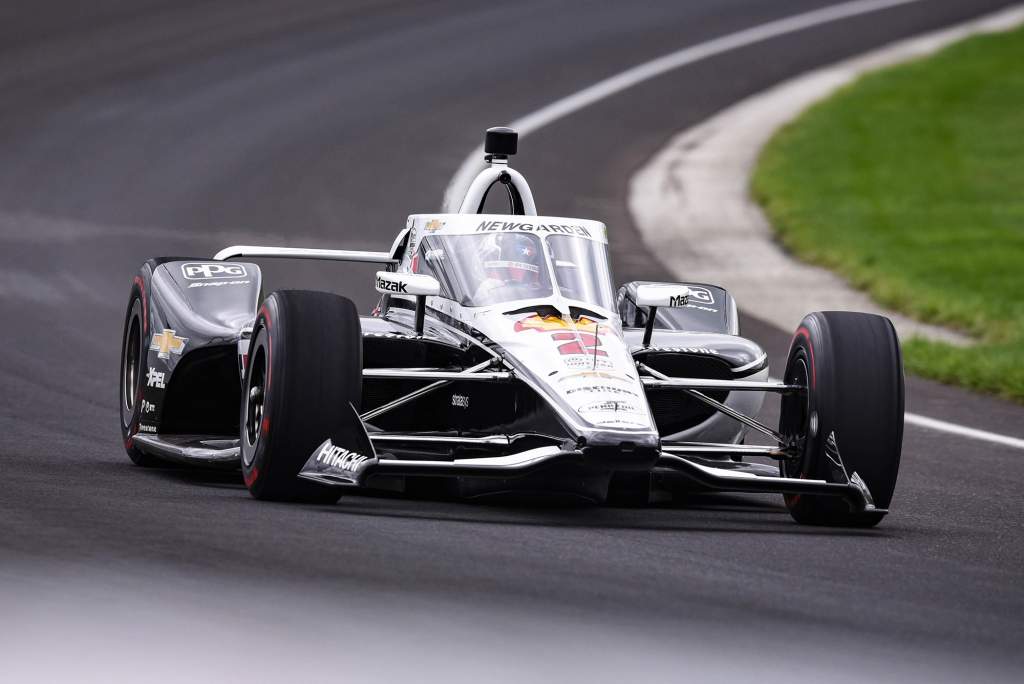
181, 263, 247, 280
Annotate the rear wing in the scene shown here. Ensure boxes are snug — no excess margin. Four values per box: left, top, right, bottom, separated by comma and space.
213, 244, 399, 265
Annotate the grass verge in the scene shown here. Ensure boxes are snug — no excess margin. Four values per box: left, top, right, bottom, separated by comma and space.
753, 25, 1024, 402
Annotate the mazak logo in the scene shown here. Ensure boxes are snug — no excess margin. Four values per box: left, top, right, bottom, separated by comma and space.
181, 263, 247, 280
669, 294, 688, 307
146, 367, 165, 389
376, 275, 408, 293
451, 394, 470, 409
317, 441, 370, 472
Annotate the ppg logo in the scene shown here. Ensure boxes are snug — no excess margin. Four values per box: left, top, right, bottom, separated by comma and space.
181, 263, 247, 280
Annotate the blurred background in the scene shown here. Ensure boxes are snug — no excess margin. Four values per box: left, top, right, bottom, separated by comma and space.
1, 1, 1021, 681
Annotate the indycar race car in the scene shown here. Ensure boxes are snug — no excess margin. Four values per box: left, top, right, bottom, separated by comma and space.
119, 127, 904, 526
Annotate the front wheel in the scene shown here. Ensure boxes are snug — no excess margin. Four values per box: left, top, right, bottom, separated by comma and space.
779, 311, 904, 527
119, 284, 161, 466
240, 290, 363, 503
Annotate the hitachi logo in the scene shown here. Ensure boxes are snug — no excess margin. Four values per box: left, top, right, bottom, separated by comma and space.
317, 442, 369, 472
376, 275, 408, 293
475, 220, 591, 237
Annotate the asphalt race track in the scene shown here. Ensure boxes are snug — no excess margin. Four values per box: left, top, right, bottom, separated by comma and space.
1, 1, 1022, 681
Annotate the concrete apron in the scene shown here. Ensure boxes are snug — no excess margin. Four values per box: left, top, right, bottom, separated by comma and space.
629, 4, 1024, 346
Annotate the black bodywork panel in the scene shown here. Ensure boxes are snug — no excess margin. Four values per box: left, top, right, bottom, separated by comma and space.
133, 270, 765, 460
133, 258, 261, 438
617, 281, 737, 334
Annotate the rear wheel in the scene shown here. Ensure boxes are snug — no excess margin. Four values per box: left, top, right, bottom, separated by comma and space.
779, 311, 904, 526
240, 290, 362, 503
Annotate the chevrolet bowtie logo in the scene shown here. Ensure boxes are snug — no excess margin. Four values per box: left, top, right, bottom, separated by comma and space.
150, 329, 188, 360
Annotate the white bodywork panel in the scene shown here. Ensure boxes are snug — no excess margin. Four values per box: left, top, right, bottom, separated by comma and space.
392, 213, 659, 443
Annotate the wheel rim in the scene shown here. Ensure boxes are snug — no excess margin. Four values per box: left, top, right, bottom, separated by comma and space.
243, 342, 267, 464
121, 307, 142, 427
780, 354, 809, 479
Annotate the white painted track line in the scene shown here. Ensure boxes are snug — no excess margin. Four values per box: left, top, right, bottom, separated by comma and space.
443, 0, 925, 209
905, 413, 1024, 450
443, 0, 1024, 451
773, 376, 1024, 450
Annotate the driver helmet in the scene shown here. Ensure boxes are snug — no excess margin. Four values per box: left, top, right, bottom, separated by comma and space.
483, 234, 543, 285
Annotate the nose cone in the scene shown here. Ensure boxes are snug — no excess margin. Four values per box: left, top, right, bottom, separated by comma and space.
480, 312, 659, 439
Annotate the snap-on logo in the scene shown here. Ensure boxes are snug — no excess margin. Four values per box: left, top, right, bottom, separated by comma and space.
376, 275, 408, 293
181, 263, 247, 280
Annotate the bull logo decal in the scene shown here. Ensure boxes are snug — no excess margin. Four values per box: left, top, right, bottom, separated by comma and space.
513, 314, 603, 334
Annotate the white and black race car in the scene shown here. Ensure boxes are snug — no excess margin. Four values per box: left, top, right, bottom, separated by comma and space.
119, 127, 903, 526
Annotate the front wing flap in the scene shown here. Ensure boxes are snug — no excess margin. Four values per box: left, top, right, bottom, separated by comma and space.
296, 433, 882, 514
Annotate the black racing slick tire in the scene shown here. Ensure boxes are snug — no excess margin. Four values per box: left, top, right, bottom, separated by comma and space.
779, 312, 904, 527
239, 290, 362, 503
119, 284, 160, 467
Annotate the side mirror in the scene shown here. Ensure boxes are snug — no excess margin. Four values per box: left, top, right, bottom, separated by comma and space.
635, 284, 689, 308
634, 284, 690, 347
375, 271, 441, 336
375, 271, 440, 297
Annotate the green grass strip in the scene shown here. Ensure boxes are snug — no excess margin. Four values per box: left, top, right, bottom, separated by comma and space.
754, 26, 1024, 402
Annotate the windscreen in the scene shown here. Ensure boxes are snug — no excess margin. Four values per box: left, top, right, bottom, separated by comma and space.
416, 233, 552, 306
415, 232, 614, 309
548, 234, 615, 310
